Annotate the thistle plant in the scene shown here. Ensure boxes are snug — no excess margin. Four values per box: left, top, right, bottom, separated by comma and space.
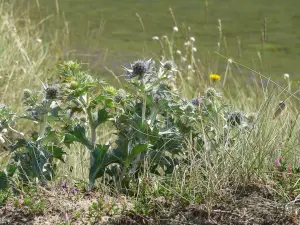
0, 60, 254, 193
0, 82, 67, 187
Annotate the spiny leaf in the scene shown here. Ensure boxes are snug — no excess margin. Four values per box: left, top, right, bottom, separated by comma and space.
94, 108, 111, 128
63, 125, 92, 149
128, 143, 148, 163
10, 139, 27, 151
46, 145, 66, 162
89, 144, 114, 187
0, 172, 8, 190
5, 164, 17, 177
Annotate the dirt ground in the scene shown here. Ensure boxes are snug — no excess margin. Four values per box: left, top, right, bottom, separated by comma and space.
1, 184, 300, 225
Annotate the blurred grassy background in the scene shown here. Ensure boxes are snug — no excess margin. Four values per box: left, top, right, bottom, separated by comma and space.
23, 0, 300, 81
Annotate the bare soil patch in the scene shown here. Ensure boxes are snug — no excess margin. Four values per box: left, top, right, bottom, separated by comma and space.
1, 184, 299, 225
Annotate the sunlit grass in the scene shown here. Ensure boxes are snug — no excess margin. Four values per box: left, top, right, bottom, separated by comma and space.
0, 0, 300, 213
0, 1, 66, 110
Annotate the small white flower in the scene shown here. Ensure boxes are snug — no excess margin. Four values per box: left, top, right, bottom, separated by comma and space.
188, 65, 192, 70
181, 57, 187, 62
50, 101, 58, 109
284, 73, 290, 79
1, 128, 7, 134
0, 134, 5, 144
173, 26, 179, 32
228, 58, 233, 64
190, 37, 195, 42
184, 41, 191, 46
176, 50, 181, 55
36, 38, 42, 43
162, 35, 168, 40
192, 47, 197, 52
152, 36, 159, 40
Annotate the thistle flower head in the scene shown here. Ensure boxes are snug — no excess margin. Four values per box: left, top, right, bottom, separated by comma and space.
161, 60, 176, 72
133, 60, 147, 76
164, 61, 172, 70
45, 84, 59, 100
22, 89, 32, 100
205, 87, 220, 100
114, 95, 122, 103
191, 97, 202, 107
126, 59, 152, 79
246, 113, 256, 124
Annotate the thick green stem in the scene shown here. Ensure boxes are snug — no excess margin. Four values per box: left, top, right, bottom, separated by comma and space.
78, 95, 96, 146
142, 94, 147, 125
39, 100, 51, 138
87, 109, 96, 145
37, 100, 51, 184
84, 93, 97, 190
118, 163, 129, 192
150, 107, 159, 128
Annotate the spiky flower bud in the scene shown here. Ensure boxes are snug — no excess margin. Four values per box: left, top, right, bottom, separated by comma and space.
114, 95, 122, 103
163, 61, 173, 71
191, 97, 202, 107
246, 113, 256, 124
228, 111, 244, 126
69, 81, 79, 90
205, 87, 220, 100
45, 85, 59, 100
23, 89, 32, 100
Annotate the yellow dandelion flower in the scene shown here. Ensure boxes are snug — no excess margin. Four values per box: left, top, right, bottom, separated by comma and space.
210, 74, 221, 81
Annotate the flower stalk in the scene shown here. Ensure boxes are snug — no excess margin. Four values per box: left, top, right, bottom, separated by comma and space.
39, 100, 51, 138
